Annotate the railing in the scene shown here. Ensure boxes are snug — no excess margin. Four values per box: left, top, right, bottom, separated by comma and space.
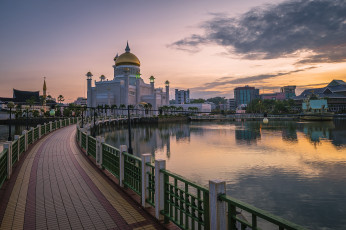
161, 169, 210, 230
46, 123, 50, 133
28, 130, 33, 145
0, 117, 79, 190
87, 136, 96, 159
0, 149, 8, 188
19, 135, 25, 155
81, 132, 86, 150
220, 194, 305, 230
123, 152, 142, 196
75, 118, 306, 230
11, 140, 18, 166
34, 127, 39, 141
101, 143, 120, 178
41, 124, 46, 136
146, 162, 155, 207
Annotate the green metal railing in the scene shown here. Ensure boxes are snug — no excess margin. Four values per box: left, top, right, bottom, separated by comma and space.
34, 127, 39, 141
161, 169, 210, 230
87, 136, 96, 159
81, 132, 87, 150
46, 123, 50, 133
41, 124, 46, 136
146, 162, 155, 207
57, 121, 60, 129
62, 120, 66, 127
52, 121, 56, 130
19, 135, 25, 155
101, 143, 120, 178
123, 152, 142, 196
11, 140, 18, 166
220, 195, 305, 230
0, 149, 8, 188
27, 130, 33, 145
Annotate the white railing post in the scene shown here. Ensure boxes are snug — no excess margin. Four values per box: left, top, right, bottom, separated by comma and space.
4, 142, 12, 179
119, 145, 127, 187
209, 180, 226, 230
60, 120, 62, 128
22, 130, 28, 151
155, 159, 166, 220
14, 135, 20, 162
96, 136, 105, 167
38, 124, 41, 138
31, 127, 34, 143
79, 128, 82, 146
49, 121, 52, 131
141, 154, 152, 207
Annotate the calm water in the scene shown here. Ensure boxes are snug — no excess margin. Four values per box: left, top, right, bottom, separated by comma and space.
100, 120, 346, 230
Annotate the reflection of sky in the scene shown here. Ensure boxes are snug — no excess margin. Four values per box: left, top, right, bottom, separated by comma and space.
102, 120, 346, 229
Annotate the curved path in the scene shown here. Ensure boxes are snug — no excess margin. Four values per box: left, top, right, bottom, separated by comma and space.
0, 125, 164, 230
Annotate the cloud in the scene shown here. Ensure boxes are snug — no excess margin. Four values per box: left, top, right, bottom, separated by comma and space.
192, 67, 316, 91
170, 0, 346, 64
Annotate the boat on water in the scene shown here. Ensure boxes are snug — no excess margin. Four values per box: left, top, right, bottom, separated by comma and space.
300, 98, 334, 121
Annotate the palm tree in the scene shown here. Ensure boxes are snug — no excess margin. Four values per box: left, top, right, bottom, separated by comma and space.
111, 104, 117, 117
104, 104, 110, 116
120, 104, 126, 116
170, 105, 177, 115
57, 95, 65, 104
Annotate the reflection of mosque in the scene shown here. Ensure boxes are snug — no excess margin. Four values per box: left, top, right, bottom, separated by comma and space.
103, 123, 191, 158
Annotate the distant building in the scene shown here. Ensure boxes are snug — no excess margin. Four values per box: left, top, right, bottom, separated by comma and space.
175, 89, 190, 104
229, 98, 236, 110
74, 97, 87, 106
234, 86, 259, 106
261, 92, 285, 100
294, 80, 346, 112
281, 86, 296, 99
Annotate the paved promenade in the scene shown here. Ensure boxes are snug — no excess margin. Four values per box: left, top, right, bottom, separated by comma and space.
0, 125, 164, 230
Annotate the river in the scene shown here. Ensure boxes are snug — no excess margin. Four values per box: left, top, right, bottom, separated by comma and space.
99, 119, 346, 230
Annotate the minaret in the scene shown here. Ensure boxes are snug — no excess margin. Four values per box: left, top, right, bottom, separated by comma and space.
86, 72, 93, 108
165, 80, 170, 105
149, 76, 155, 94
125, 41, 130, 53
43, 77, 47, 112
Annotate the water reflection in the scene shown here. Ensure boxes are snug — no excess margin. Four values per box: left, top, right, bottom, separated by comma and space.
101, 119, 346, 229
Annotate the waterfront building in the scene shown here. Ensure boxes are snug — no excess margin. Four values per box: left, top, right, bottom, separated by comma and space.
87, 42, 169, 111
261, 92, 286, 100
74, 97, 87, 106
175, 89, 190, 104
234, 86, 259, 106
281, 85, 296, 99
294, 80, 346, 112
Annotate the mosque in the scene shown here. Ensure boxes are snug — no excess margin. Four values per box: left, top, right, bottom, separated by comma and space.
86, 42, 170, 111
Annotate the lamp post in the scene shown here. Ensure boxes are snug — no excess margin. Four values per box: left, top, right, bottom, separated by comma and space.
127, 105, 133, 154
26, 106, 29, 130
7, 101, 14, 141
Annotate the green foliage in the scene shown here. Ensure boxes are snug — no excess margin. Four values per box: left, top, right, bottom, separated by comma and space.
246, 99, 295, 114
206, 97, 226, 105
190, 98, 206, 103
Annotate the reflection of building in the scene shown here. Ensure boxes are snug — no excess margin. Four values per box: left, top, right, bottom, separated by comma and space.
235, 123, 261, 144
175, 89, 190, 104
234, 86, 259, 106
294, 80, 346, 112
87, 42, 169, 111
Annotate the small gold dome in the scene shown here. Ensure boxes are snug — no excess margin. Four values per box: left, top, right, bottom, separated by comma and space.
115, 52, 140, 67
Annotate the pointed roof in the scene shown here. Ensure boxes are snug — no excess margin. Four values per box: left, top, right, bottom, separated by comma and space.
125, 41, 130, 52
43, 78, 47, 91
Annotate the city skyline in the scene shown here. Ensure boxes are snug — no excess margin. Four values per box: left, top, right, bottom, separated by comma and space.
1, 0, 346, 102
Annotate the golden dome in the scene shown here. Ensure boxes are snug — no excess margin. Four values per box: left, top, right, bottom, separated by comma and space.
115, 52, 140, 67
114, 42, 140, 67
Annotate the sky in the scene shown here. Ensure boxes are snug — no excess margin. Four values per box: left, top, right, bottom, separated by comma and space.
0, 0, 346, 102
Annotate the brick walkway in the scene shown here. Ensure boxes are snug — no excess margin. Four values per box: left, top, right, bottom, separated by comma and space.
0, 125, 165, 230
